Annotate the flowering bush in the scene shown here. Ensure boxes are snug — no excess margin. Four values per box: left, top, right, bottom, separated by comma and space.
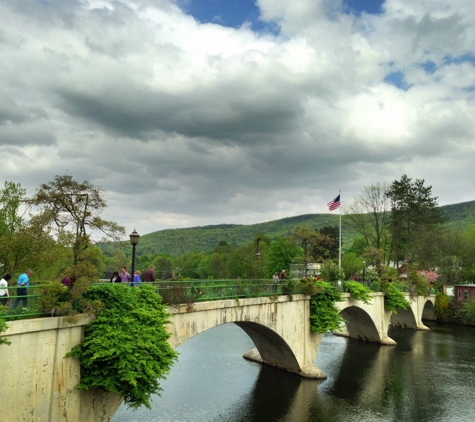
418, 270, 439, 284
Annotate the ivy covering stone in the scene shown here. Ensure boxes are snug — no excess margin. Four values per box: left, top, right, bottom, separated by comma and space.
67, 284, 178, 409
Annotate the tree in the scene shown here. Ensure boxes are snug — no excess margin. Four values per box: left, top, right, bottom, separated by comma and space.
0, 181, 64, 277
31, 175, 125, 282
292, 227, 335, 270
318, 226, 340, 259
152, 255, 174, 280
341, 252, 363, 280
345, 182, 391, 266
266, 235, 302, 276
386, 175, 446, 267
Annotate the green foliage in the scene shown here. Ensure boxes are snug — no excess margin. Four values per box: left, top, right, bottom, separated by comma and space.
320, 260, 343, 283
382, 283, 410, 314
386, 175, 446, 265
39, 282, 71, 314
266, 235, 302, 276
433, 293, 466, 323
344, 182, 391, 267
434, 294, 452, 322
462, 299, 475, 325
341, 253, 363, 279
299, 277, 319, 296
344, 281, 373, 304
67, 284, 178, 409
101, 214, 342, 259
0, 317, 11, 345
309, 281, 345, 333
282, 279, 297, 301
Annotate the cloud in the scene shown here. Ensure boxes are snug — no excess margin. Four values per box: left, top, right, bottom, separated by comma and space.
0, 0, 475, 237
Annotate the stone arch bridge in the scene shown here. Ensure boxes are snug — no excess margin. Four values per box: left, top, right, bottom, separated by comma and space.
0, 292, 435, 421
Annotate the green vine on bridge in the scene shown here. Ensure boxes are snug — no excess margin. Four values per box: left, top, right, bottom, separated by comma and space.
0, 318, 11, 346
309, 281, 346, 333
66, 284, 178, 409
382, 282, 410, 314
344, 281, 373, 305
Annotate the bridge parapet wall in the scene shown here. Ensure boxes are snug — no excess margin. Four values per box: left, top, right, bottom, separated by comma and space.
0, 317, 121, 422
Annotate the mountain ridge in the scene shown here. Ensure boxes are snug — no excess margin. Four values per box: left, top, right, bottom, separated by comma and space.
114, 200, 475, 258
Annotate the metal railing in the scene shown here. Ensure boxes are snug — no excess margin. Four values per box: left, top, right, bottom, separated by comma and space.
0, 279, 287, 321
154, 279, 284, 304
0, 285, 50, 320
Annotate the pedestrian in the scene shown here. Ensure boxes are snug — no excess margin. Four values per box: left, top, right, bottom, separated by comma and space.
119, 267, 131, 284
142, 266, 156, 282
279, 270, 287, 281
133, 270, 141, 287
110, 271, 120, 283
272, 272, 280, 283
0, 274, 11, 306
61, 277, 70, 287
13, 269, 32, 309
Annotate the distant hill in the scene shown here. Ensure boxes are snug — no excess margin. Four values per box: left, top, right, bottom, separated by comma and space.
133, 214, 342, 257
103, 201, 475, 258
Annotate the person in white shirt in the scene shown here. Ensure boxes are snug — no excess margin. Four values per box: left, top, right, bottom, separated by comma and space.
0, 274, 11, 306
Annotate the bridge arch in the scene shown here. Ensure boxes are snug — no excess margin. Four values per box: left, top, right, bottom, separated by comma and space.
339, 306, 382, 342
168, 295, 326, 379
390, 295, 436, 330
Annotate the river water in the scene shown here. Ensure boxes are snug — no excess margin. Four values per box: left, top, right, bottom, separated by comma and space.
112, 321, 475, 422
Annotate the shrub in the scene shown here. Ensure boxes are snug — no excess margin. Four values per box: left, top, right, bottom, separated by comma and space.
383, 283, 410, 314
67, 284, 178, 409
299, 277, 319, 296
320, 261, 344, 284
309, 281, 346, 333
344, 281, 373, 305
0, 317, 11, 346
282, 279, 297, 301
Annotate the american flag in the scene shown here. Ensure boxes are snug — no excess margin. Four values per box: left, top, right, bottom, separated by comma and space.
327, 194, 341, 211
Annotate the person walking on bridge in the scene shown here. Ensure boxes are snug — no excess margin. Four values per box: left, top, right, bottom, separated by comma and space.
142, 266, 156, 282
0, 274, 11, 306
119, 267, 131, 285
13, 269, 32, 309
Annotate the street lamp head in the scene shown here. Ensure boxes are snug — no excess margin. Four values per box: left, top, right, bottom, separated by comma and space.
129, 229, 140, 245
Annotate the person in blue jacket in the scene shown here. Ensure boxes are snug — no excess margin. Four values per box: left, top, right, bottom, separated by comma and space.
13, 269, 32, 309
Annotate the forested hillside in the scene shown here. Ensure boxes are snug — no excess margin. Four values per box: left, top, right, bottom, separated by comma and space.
101, 214, 343, 258
101, 200, 475, 258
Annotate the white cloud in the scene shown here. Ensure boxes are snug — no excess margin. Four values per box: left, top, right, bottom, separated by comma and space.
0, 0, 474, 237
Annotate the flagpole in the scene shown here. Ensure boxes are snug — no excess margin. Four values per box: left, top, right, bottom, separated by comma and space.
339, 189, 341, 271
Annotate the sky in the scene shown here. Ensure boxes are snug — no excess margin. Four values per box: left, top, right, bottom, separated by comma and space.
1, 0, 475, 238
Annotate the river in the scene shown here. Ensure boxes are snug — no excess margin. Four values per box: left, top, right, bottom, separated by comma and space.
112, 321, 475, 422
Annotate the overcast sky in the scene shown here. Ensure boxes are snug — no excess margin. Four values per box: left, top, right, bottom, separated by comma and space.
2, 0, 475, 237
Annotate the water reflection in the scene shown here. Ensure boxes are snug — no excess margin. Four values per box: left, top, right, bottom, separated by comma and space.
113, 322, 475, 422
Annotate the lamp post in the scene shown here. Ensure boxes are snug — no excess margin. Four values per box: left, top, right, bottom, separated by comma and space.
129, 229, 140, 283
255, 237, 261, 287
